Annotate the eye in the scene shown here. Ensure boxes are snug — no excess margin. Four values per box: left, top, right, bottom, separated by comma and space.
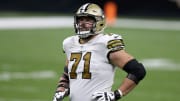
78, 18, 83, 21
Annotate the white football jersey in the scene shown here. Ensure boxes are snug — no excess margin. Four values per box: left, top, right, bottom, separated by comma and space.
63, 33, 125, 101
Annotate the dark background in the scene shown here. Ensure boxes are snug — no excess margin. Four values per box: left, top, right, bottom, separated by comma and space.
0, 0, 179, 18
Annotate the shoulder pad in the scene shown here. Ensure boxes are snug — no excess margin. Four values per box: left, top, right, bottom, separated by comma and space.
106, 33, 122, 39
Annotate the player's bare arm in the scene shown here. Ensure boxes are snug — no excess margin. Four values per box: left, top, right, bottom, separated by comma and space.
109, 50, 146, 96
109, 50, 134, 68
53, 59, 69, 101
56, 59, 69, 92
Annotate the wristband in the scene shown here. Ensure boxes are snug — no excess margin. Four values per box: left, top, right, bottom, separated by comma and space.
114, 89, 123, 100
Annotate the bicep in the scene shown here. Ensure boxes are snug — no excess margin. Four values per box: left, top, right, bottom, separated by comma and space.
109, 50, 134, 68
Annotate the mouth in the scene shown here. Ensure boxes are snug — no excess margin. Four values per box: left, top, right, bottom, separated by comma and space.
79, 27, 91, 31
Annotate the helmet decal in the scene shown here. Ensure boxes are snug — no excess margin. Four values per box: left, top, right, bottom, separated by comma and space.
79, 3, 90, 13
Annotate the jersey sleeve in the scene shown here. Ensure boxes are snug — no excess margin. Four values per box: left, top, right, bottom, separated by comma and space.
62, 36, 72, 54
106, 33, 125, 52
62, 40, 66, 53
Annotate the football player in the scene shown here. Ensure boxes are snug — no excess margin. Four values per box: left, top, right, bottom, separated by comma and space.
53, 3, 146, 101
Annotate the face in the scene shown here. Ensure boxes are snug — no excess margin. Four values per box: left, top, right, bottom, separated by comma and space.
77, 16, 95, 32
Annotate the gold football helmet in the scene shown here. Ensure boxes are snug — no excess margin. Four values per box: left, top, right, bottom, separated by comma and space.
74, 3, 106, 38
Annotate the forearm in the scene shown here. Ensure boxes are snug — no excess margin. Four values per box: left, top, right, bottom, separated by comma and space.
52, 66, 69, 101
118, 59, 146, 96
114, 59, 146, 99
56, 77, 69, 92
118, 78, 137, 96
56, 66, 69, 92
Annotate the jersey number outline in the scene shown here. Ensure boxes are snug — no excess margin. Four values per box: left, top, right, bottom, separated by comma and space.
69, 52, 92, 79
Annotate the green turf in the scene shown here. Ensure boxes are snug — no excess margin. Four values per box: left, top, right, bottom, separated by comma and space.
0, 28, 180, 101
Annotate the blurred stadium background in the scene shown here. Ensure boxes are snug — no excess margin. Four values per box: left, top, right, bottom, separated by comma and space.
0, 0, 180, 101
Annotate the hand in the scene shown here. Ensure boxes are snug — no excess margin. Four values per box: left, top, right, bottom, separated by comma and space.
53, 91, 66, 101
92, 90, 122, 101
92, 91, 115, 101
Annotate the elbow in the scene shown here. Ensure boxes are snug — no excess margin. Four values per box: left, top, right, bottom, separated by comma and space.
123, 59, 146, 84
138, 63, 146, 81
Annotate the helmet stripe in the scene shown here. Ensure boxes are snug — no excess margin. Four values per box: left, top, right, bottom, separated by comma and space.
80, 3, 90, 12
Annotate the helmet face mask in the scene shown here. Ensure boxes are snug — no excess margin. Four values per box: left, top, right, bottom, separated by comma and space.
74, 3, 106, 39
